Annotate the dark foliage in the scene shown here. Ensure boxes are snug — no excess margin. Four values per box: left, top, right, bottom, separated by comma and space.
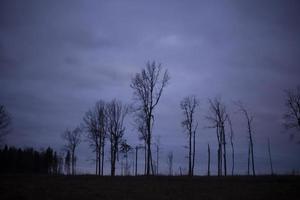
0, 145, 61, 174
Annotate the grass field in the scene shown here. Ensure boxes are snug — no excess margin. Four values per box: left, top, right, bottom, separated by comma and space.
0, 175, 299, 200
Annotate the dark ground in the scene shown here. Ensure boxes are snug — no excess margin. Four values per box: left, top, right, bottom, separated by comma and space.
0, 175, 299, 200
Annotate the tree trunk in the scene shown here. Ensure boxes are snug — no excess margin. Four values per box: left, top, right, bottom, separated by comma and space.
95, 150, 98, 175
248, 119, 255, 176
188, 130, 192, 176
231, 140, 234, 176
111, 151, 116, 176
208, 143, 210, 176
110, 140, 115, 176
247, 143, 250, 176
98, 144, 101, 176
219, 141, 222, 176
156, 145, 159, 175
146, 116, 151, 175
222, 125, 227, 176
71, 149, 75, 175
250, 137, 255, 176
192, 129, 196, 176
135, 146, 138, 176
144, 144, 147, 175
101, 142, 105, 176
216, 126, 221, 176
125, 152, 129, 176
150, 150, 155, 175
268, 138, 274, 175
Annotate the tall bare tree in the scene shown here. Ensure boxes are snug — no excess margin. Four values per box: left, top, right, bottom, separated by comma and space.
106, 99, 128, 176
0, 105, 11, 143
83, 110, 99, 175
167, 151, 173, 176
236, 101, 255, 176
227, 114, 235, 176
206, 97, 228, 176
62, 127, 81, 175
83, 100, 107, 175
180, 95, 199, 176
131, 61, 170, 175
283, 86, 300, 137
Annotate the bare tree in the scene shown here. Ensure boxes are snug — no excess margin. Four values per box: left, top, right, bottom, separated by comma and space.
167, 151, 173, 176
62, 127, 81, 175
106, 99, 128, 176
0, 105, 11, 143
283, 86, 300, 137
227, 114, 235, 176
180, 95, 199, 176
131, 61, 170, 175
83, 100, 107, 175
206, 97, 228, 176
236, 101, 255, 176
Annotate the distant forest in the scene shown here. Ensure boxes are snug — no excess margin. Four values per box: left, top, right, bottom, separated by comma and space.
0, 146, 62, 174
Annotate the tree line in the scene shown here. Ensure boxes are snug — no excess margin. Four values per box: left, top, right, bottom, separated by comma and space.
0, 61, 299, 176
0, 145, 62, 174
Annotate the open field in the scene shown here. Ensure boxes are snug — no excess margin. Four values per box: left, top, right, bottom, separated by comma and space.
0, 175, 299, 200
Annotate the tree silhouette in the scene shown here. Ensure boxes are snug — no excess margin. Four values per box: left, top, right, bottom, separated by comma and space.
0, 145, 59, 174
180, 95, 199, 176
227, 114, 235, 175
283, 86, 300, 138
0, 105, 11, 143
83, 100, 107, 175
62, 127, 81, 175
207, 143, 210, 176
131, 61, 169, 175
206, 97, 228, 176
236, 101, 255, 176
106, 99, 128, 176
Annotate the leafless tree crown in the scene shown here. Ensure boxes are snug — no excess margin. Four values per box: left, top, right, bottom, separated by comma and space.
83, 100, 107, 175
206, 97, 228, 176
130, 61, 169, 175
180, 95, 199, 176
283, 86, 300, 132
106, 99, 129, 176
62, 127, 81, 175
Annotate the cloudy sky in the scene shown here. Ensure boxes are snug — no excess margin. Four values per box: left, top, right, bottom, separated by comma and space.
1, 0, 300, 175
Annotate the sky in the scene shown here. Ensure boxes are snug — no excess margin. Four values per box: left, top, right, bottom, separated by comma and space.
0, 0, 300, 175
